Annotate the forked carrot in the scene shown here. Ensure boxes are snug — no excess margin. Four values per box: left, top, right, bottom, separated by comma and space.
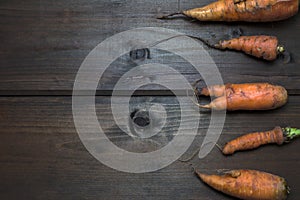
223, 127, 300, 154
196, 83, 288, 111
158, 0, 299, 22
214, 35, 285, 61
196, 169, 289, 200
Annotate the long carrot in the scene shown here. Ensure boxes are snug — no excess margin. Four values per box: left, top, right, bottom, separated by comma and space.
196, 169, 289, 200
158, 0, 299, 22
196, 83, 288, 111
214, 35, 285, 61
223, 127, 300, 154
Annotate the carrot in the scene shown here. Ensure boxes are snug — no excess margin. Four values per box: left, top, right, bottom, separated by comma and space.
196, 169, 289, 200
196, 83, 288, 111
128, 34, 287, 61
223, 127, 300, 154
158, 0, 299, 22
214, 35, 285, 61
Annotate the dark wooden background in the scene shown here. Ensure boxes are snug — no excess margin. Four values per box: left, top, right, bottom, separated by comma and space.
1, 0, 300, 199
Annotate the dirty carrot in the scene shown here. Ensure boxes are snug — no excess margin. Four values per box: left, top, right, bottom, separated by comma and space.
196, 169, 289, 200
214, 35, 285, 61
196, 83, 288, 111
223, 127, 300, 154
158, 0, 299, 22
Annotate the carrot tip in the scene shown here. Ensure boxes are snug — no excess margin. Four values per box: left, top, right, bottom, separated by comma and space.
194, 170, 203, 178
199, 104, 211, 109
213, 42, 223, 49
215, 143, 223, 152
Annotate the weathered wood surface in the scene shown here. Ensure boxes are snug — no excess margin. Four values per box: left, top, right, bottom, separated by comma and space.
0, 0, 300, 95
0, 96, 300, 199
1, 0, 300, 199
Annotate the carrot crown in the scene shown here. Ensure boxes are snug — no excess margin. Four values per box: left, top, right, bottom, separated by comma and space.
283, 127, 300, 142
277, 45, 285, 54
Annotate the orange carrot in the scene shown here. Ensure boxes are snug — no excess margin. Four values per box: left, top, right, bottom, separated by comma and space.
214, 35, 284, 61
196, 83, 288, 111
223, 127, 300, 154
158, 0, 299, 22
196, 169, 289, 200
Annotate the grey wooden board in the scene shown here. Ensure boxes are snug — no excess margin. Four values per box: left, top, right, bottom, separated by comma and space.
0, 0, 300, 95
1, 0, 300, 199
0, 96, 299, 199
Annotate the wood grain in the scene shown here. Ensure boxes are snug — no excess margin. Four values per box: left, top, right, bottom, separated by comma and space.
0, 0, 300, 95
1, 0, 300, 199
0, 96, 300, 199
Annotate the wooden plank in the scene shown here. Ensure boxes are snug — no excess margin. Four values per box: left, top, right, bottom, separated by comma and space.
0, 96, 299, 199
0, 0, 300, 95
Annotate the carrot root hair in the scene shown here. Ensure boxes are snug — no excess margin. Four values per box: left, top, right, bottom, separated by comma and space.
157, 12, 184, 19
188, 81, 212, 109
198, 104, 212, 109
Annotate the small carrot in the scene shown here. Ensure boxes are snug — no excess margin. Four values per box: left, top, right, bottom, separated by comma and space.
196, 83, 288, 111
214, 35, 285, 61
196, 169, 289, 200
223, 127, 300, 154
127, 34, 287, 61
158, 0, 299, 22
